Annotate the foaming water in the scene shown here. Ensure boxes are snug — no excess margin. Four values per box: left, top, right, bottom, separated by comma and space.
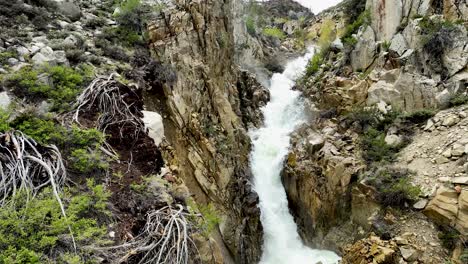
249, 47, 341, 264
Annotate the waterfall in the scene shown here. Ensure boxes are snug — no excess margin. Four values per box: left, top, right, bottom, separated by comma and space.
249, 47, 341, 264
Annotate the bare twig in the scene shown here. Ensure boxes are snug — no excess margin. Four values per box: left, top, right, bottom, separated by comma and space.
86, 204, 200, 264
72, 74, 144, 138
0, 130, 75, 250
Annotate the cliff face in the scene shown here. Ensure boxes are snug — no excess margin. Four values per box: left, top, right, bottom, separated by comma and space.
145, 0, 267, 262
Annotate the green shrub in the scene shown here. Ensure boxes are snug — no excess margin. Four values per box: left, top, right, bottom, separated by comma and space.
262, 27, 286, 40
419, 17, 461, 78
340, 11, 370, 47
246, 16, 256, 36
0, 51, 17, 66
305, 52, 324, 77
361, 128, 397, 163
10, 114, 108, 173
438, 226, 460, 250
84, 16, 107, 29
0, 109, 10, 132
70, 148, 109, 173
3, 65, 88, 112
342, 0, 367, 25
366, 167, 421, 207
0, 181, 110, 262
10, 115, 66, 144
449, 94, 468, 107
188, 201, 221, 237
345, 107, 380, 129
402, 109, 435, 123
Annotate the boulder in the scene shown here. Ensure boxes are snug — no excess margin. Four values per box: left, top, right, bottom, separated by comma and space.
0, 92, 11, 110
443, 25, 468, 77
424, 187, 459, 226
306, 131, 324, 154
442, 115, 460, 127
63, 34, 80, 48
451, 143, 465, 157
400, 246, 420, 262
53, 51, 69, 66
393, 72, 438, 112
32, 46, 55, 66
385, 134, 402, 147
452, 177, 468, 185
351, 26, 376, 71
456, 190, 468, 235
54, 0, 82, 22
389, 33, 408, 56
142, 111, 164, 146
282, 20, 300, 36
413, 199, 428, 210
367, 81, 400, 106
330, 38, 344, 51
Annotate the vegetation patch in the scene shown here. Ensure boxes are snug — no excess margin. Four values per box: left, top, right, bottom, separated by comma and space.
365, 166, 421, 207
0, 181, 111, 263
341, 11, 371, 47
419, 16, 461, 78
262, 27, 286, 40
449, 94, 468, 107
9, 114, 108, 173
2, 65, 93, 112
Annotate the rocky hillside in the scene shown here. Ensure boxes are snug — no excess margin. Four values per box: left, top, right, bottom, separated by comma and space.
282, 0, 468, 263
0, 0, 314, 263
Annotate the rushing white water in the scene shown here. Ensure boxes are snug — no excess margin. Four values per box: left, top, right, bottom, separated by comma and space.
249, 47, 341, 264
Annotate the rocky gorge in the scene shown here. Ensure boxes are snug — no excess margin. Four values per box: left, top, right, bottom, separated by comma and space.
0, 0, 467, 263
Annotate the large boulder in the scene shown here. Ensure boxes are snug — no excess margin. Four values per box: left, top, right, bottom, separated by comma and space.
367, 80, 400, 106
53, 0, 81, 22
424, 187, 459, 226
392, 72, 438, 112
443, 25, 468, 77
456, 190, 468, 235
389, 33, 408, 56
142, 111, 164, 146
351, 25, 376, 71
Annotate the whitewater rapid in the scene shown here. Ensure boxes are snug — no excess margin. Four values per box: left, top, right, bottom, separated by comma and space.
249, 47, 341, 264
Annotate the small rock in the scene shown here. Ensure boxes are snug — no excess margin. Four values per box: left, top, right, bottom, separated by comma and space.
7, 58, 19, 66
53, 50, 69, 66
436, 156, 450, 164
442, 148, 452, 158
0, 92, 11, 110
413, 199, 428, 210
424, 119, 434, 131
385, 134, 402, 147
63, 35, 80, 48
452, 143, 465, 157
57, 20, 70, 29
394, 236, 409, 245
400, 246, 420, 261
452, 177, 468, 185
442, 115, 460, 127
455, 185, 462, 193
16, 46, 29, 57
